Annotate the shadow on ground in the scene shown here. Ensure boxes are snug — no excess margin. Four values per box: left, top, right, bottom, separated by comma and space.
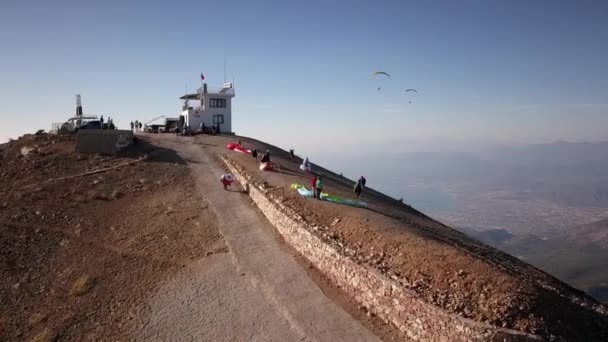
120, 137, 187, 165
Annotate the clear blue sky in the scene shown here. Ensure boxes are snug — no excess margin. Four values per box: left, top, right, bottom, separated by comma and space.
1, 0, 607, 152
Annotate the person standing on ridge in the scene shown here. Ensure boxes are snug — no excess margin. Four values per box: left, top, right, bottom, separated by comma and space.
315, 176, 323, 200
354, 178, 363, 199
130, 121, 134, 131
260, 150, 271, 164
311, 174, 318, 198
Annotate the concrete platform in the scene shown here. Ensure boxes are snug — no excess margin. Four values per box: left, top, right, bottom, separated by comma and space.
76, 129, 133, 155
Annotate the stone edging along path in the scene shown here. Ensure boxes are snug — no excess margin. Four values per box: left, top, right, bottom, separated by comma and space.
218, 155, 541, 342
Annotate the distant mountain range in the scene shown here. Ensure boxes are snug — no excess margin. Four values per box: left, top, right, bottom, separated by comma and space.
321, 139, 608, 303
325, 140, 608, 207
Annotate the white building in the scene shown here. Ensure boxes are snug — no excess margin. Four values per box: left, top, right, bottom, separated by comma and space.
179, 83, 235, 133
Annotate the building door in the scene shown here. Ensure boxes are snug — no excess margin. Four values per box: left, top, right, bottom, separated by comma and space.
212, 114, 224, 132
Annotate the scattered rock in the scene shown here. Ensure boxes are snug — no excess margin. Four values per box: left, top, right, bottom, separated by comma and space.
29, 327, 57, 342
20, 146, 33, 157
70, 275, 94, 297
28, 312, 48, 327
111, 190, 124, 200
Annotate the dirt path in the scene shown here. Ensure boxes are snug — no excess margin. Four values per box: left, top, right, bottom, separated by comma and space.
144, 135, 379, 341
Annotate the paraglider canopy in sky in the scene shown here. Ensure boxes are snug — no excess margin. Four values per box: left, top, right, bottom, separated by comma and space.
371, 71, 391, 91
370, 71, 391, 78
403, 89, 418, 104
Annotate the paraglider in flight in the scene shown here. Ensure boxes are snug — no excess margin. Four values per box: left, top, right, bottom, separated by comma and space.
371, 71, 391, 78
371, 71, 390, 91
403, 89, 418, 104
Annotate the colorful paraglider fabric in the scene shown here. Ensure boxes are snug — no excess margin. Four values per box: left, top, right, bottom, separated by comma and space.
260, 162, 273, 171
226, 142, 251, 155
297, 187, 314, 197
321, 193, 368, 208
290, 183, 367, 208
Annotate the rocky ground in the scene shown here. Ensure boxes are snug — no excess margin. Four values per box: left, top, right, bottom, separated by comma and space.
3, 131, 608, 341
0, 134, 224, 341
203, 134, 608, 341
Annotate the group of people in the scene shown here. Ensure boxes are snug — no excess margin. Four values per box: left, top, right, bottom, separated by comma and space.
310, 174, 366, 200
221, 143, 368, 203
99, 115, 116, 130
198, 122, 221, 135
130, 120, 143, 132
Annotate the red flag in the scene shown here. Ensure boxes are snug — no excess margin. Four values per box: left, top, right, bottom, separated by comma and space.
200, 73, 205, 80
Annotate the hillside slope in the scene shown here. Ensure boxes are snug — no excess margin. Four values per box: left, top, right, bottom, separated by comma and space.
200, 134, 608, 341
0, 134, 225, 340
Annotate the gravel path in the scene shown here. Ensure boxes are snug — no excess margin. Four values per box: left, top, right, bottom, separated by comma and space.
142, 135, 378, 341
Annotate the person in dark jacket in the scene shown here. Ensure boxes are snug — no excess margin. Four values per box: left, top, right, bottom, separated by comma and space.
354, 179, 363, 199
260, 150, 271, 163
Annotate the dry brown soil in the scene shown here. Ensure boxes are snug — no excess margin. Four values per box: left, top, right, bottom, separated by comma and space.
0, 134, 224, 341
202, 134, 608, 341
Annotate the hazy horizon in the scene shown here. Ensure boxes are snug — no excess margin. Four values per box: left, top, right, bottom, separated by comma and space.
1, 1, 608, 150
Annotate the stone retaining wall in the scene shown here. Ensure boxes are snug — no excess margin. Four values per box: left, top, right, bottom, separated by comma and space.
76, 129, 133, 155
218, 155, 541, 342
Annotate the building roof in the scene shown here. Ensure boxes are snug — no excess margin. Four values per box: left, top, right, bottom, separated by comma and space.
179, 85, 235, 100
179, 93, 202, 100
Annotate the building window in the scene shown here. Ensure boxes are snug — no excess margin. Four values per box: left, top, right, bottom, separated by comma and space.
213, 114, 224, 124
209, 98, 226, 108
